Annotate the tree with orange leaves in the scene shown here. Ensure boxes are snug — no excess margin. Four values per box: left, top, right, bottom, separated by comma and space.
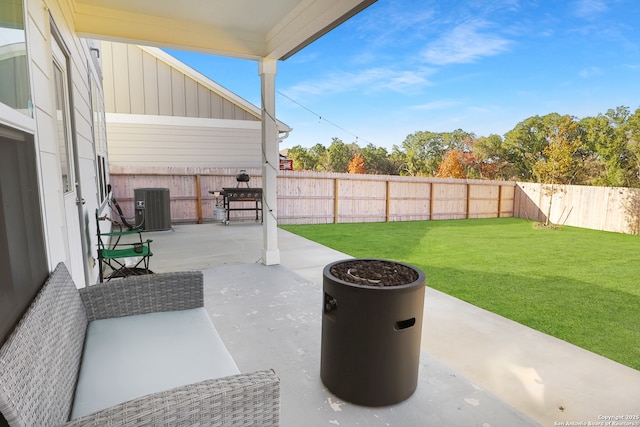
435, 150, 465, 178
347, 153, 366, 174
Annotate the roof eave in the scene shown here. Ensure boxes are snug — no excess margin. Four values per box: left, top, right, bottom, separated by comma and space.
275, 0, 377, 61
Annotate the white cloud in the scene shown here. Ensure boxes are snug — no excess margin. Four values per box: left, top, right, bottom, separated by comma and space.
573, 0, 608, 18
283, 66, 436, 99
422, 20, 512, 65
353, 1, 435, 47
409, 100, 460, 111
287, 51, 320, 64
579, 66, 604, 78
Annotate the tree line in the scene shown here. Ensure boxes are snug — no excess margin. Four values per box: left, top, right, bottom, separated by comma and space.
286, 106, 640, 187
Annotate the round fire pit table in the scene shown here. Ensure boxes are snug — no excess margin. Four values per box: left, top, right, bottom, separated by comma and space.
320, 258, 426, 407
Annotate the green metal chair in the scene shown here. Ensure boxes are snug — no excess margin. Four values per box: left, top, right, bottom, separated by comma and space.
96, 209, 153, 282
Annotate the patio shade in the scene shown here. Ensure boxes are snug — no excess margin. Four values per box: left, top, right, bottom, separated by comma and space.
72, 0, 377, 60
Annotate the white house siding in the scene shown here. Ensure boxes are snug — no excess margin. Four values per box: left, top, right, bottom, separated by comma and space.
19, 0, 106, 285
106, 113, 262, 168
100, 42, 292, 171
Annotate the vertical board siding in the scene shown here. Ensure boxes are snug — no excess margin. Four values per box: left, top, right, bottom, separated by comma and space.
142, 52, 160, 115
101, 42, 116, 112
222, 99, 235, 119
170, 68, 186, 116
101, 41, 259, 122
210, 91, 222, 117
111, 43, 131, 114
157, 63, 173, 116
184, 78, 198, 117
127, 44, 145, 114
197, 84, 210, 118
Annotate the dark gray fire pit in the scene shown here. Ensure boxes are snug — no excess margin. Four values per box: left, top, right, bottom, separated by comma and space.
320, 258, 426, 407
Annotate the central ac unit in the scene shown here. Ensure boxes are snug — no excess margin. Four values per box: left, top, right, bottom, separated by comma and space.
134, 188, 171, 231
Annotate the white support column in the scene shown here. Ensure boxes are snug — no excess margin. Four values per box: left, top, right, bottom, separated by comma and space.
259, 58, 280, 265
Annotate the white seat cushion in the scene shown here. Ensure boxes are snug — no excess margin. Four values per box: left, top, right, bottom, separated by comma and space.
71, 308, 240, 420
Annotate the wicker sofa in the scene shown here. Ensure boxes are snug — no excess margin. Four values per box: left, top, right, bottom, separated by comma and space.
0, 263, 279, 426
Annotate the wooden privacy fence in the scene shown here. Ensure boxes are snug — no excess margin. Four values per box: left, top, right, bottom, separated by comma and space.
277, 171, 515, 224
515, 182, 640, 235
108, 167, 516, 225
109, 167, 640, 234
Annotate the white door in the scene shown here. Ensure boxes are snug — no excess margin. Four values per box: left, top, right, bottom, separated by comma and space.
52, 38, 85, 284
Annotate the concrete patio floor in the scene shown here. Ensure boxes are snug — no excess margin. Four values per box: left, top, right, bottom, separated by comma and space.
137, 222, 640, 426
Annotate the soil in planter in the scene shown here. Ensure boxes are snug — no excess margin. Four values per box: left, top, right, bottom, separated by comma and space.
330, 260, 419, 287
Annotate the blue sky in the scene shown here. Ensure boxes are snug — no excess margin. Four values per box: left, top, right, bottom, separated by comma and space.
166, 0, 640, 151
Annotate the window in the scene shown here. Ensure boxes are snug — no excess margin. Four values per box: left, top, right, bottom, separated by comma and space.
53, 56, 73, 193
90, 73, 109, 203
98, 154, 107, 202
0, 0, 32, 116
0, 124, 48, 347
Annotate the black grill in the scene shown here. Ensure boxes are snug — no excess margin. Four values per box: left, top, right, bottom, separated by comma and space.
220, 187, 263, 224
222, 188, 262, 202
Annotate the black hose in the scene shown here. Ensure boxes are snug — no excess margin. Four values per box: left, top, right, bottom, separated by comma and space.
110, 196, 137, 230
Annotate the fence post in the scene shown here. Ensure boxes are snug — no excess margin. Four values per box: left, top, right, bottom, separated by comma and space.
466, 183, 471, 219
429, 182, 435, 220
334, 178, 339, 224
196, 174, 202, 224
385, 180, 391, 222
497, 185, 503, 218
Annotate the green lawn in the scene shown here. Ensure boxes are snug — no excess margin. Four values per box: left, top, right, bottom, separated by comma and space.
281, 218, 640, 371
